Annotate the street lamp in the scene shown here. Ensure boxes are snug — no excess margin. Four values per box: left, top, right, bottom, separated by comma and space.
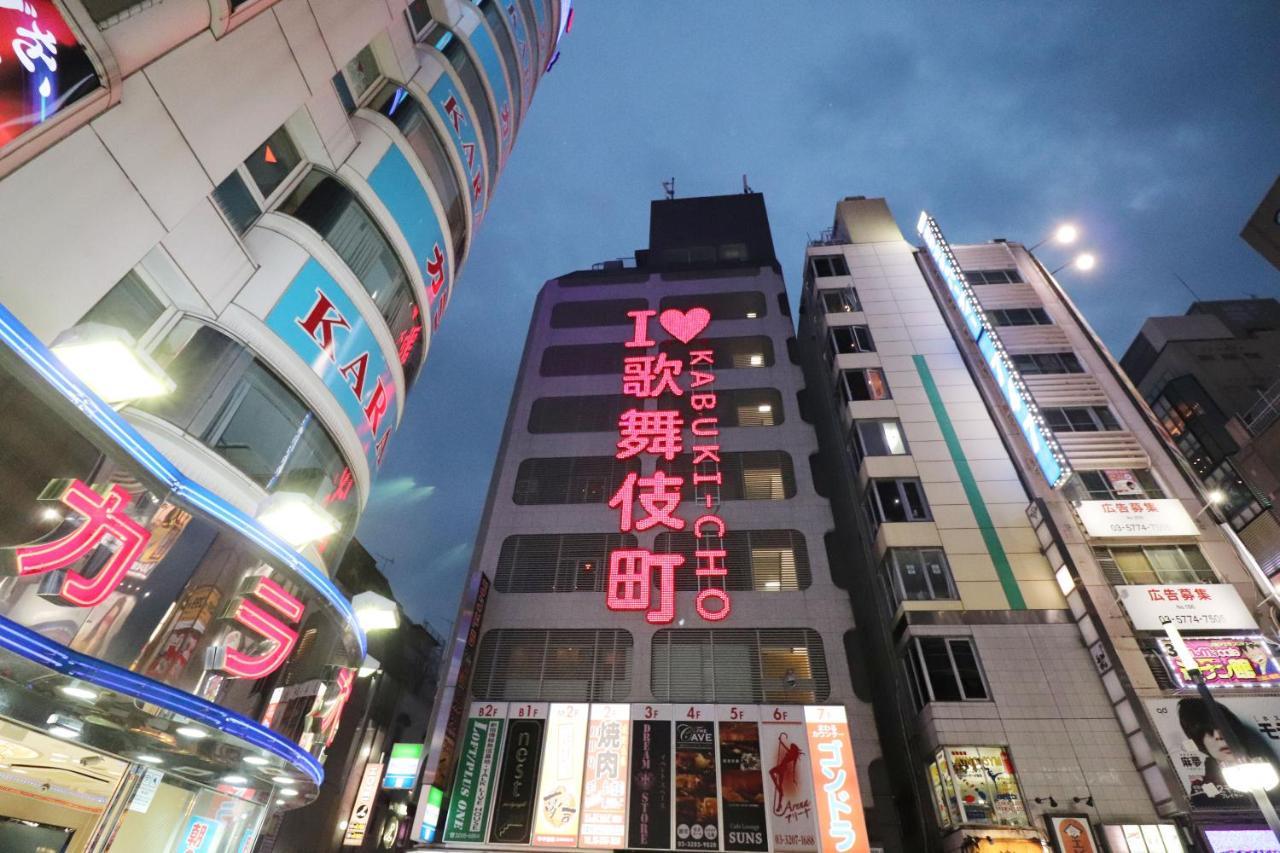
50, 323, 175, 404
1029, 223, 1079, 251
352, 591, 400, 632
1051, 253, 1096, 275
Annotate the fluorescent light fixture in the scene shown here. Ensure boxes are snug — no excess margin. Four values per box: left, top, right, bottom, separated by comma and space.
1055, 565, 1075, 596
46, 714, 82, 740
1223, 760, 1280, 792
60, 685, 98, 701
136, 755, 163, 765
49, 323, 175, 404
281, 788, 298, 797
272, 776, 294, 785
757, 404, 772, 413
176, 726, 207, 739
745, 312, 757, 318
49, 726, 79, 740
244, 755, 269, 766
223, 775, 248, 785
748, 354, 763, 366
352, 591, 400, 633
256, 492, 339, 548
358, 655, 381, 678
276, 798, 286, 806
1054, 224, 1079, 244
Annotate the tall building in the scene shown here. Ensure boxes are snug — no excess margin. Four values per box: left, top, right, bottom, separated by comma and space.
798, 197, 1278, 853
0, 0, 568, 849
1242, 176, 1280, 274
1121, 300, 1280, 576
416, 192, 902, 852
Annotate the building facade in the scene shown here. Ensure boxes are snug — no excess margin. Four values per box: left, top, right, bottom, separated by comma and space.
416, 193, 901, 852
798, 198, 1279, 853
1242, 176, 1280, 274
0, 0, 568, 849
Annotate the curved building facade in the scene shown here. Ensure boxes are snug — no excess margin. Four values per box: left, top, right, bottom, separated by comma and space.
0, 0, 568, 849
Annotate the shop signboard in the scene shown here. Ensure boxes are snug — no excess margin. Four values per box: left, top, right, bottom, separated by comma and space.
579, 703, 630, 848
1148, 696, 1280, 810
489, 703, 546, 846
1203, 826, 1280, 852
427, 72, 487, 221
436, 573, 491, 789
1156, 636, 1280, 688
761, 705, 817, 852
805, 705, 870, 853
718, 705, 768, 852
443, 703, 506, 844
531, 702, 588, 846
1046, 814, 1103, 853
1075, 499, 1198, 538
383, 743, 425, 789
179, 815, 224, 853
1117, 584, 1257, 631
936, 746, 1027, 827
627, 703, 672, 850
1101, 824, 1185, 852
0, 0, 101, 148
342, 763, 384, 846
674, 705, 719, 851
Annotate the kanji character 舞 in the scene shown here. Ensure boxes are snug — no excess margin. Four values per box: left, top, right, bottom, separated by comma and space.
605, 548, 683, 624
616, 408, 684, 460
608, 471, 686, 532
622, 353, 684, 398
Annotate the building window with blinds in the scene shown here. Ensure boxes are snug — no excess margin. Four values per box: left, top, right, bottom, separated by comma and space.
651, 629, 829, 703
662, 387, 784, 427
471, 629, 633, 701
653, 530, 811, 591
660, 291, 767, 321
670, 451, 796, 501
1092, 545, 1217, 585
495, 533, 638, 592
513, 456, 641, 504
658, 336, 774, 369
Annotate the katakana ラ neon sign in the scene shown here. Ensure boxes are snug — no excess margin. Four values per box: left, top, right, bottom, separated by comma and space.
6, 478, 149, 607
605, 308, 731, 624
208, 575, 305, 680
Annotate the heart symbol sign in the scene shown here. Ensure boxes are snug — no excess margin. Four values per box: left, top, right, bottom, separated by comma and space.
659, 308, 710, 344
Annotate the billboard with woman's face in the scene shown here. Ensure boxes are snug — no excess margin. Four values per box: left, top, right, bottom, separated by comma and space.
1148, 697, 1280, 808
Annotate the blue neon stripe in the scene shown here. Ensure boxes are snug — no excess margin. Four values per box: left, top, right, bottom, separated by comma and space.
0, 615, 323, 786
0, 303, 366, 661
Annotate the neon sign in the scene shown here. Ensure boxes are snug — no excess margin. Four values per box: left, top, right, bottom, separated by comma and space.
916, 212, 1070, 488
0, 0, 102, 148
605, 308, 731, 624
208, 577, 305, 680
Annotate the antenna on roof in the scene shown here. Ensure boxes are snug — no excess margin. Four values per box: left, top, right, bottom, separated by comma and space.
742, 174, 753, 194
662, 177, 676, 200
1173, 272, 1202, 304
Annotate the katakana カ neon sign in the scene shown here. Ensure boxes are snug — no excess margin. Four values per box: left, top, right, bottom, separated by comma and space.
605, 308, 731, 624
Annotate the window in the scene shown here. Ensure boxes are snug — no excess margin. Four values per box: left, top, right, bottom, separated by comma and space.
963, 269, 1023, 284
986, 307, 1052, 327
881, 548, 957, 607
660, 291, 767, 321
839, 368, 891, 403
243, 126, 302, 200
663, 387, 784, 427
828, 325, 875, 356
1010, 352, 1084, 375
539, 342, 626, 376
549, 298, 649, 328
405, 0, 434, 39
372, 83, 468, 259
495, 533, 638, 592
651, 629, 829, 703
528, 394, 632, 433
78, 271, 166, 342
904, 637, 988, 707
654, 530, 811, 591
848, 419, 908, 468
341, 44, 382, 107
471, 629, 632, 700
278, 170, 426, 388
211, 126, 306, 235
1042, 406, 1120, 432
927, 747, 1028, 829
866, 479, 931, 525
212, 172, 261, 235
512, 456, 640, 504
821, 286, 861, 314
441, 34, 500, 189
1066, 469, 1165, 501
810, 255, 849, 277
1204, 460, 1265, 531
658, 336, 774, 369
474, 0, 523, 121
672, 451, 796, 501
1092, 544, 1216, 585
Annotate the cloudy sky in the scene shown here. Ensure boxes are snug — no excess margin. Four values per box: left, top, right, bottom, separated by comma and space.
356, 1, 1280, 629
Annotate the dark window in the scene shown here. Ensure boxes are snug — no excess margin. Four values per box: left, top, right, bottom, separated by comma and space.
828, 325, 875, 356
848, 419, 908, 468
472, 629, 632, 700
986, 307, 1052, 327
660, 291, 767, 321
211, 171, 260, 235
513, 456, 640, 505
1093, 545, 1216, 585
343, 44, 382, 105
881, 548, 956, 608
658, 335, 774, 369
811, 255, 849, 277
79, 271, 165, 341
528, 395, 632, 433
963, 269, 1023, 285
243, 126, 301, 200
441, 36, 499, 189
1042, 406, 1121, 433
495, 533, 638, 592
654, 530, 811, 591
821, 286, 860, 313
651, 628, 829, 703
839, 368, 891, 403
539, 343, 627, 376
670, 450, 796, 501
1010, 352, 1084, 375
904, 638, 988, 708
405, 0, 434, 38
1066, 469, 1165, 501
474, 0, 522, 120
867, 479, 931, 525
550, 298, 649, 328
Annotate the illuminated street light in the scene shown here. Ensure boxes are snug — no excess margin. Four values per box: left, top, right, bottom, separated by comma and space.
50, 323, 175, 404
1224, 760, 1280, 792
352, 591, 400, 633
1029, 223, 1079, 250
357, 654, 381, 677
1051, 253, 1098, 275
256, 492, 338, 548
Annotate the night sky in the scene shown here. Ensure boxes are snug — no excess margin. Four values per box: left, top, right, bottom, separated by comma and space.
357, 2, 1280, 630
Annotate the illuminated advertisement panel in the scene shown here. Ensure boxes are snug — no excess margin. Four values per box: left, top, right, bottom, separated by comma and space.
1156, 636, 1280, 688
917, 211, 1069, 488
579, 703, 630, 848
342, 764, 384, 845
628, 703, 672, 850
1148, 696, 1280, 809
531, 702, 588, 846
443, 703, 506, 844
805, 706, 870, 853
489, 703, 547, 845
718, 705, 768, 852
674, 705, 718, 851
761, 705, 817, 852
0, 0, 101, 148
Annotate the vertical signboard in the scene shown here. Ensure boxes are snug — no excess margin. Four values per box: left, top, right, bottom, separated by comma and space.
761, 706, 817, 852
0, 0, 102, 148
805, 706, 870, 853
532, 702, 589, 846
628, 703, 672, 850
427, 72, 487, 222
443, 703, 506, 844
342, 763, 384, 846
579, 703, 631, 848
489, 703, 547, 846
675, 704, 719, 851
383, 743, 425, 789
719, 705, 768, 852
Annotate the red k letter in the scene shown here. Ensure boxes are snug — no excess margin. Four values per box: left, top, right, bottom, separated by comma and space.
297, 290, 351, 361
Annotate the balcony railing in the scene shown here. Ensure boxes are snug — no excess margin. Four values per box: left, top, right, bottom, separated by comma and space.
1242, 377, 1280, 436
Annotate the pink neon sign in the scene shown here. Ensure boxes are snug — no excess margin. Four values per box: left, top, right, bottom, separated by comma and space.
605, 308, 731, 624
210, 576, 305, 680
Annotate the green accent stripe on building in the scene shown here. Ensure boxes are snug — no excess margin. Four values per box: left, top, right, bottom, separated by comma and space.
913, 354, 1026, 610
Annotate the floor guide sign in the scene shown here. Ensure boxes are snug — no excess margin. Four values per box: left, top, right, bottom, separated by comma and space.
438, 703, 868, 852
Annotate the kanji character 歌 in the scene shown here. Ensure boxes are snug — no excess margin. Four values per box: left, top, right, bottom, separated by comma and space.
622, 353, 683, 398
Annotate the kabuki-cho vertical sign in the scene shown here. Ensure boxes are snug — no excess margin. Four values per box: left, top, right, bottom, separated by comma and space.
606, 307, 731, 624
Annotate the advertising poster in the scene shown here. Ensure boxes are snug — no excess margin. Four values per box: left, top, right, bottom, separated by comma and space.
1148, 696, 1280, 809
1116, 583, 1257, 631
443, 704, 506, 844
1156, 636, 1280, 688
178, 816, 223, 853
1046, 815, 1102, 853
674, 705, 719, 851
532, 703, 589, 847
1075, 499, 1198, 538
761, 706, 818, 852
805, 705, 870, 853
579, 703, 630, 848
718, 706, 768, 852
628, 704, 672, 850
489, 710, 546, 845
943, 747, 1027, 826
342, 763, 384, 846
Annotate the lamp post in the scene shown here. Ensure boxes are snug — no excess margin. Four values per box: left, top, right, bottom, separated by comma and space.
1050, 253, 1096, 276
1160, 616, 1280, 839
1028, 223, 1079, 252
